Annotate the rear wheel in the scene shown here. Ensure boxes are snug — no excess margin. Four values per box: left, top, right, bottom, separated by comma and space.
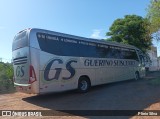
78, 77, 90, 93
135, 71, 140, 80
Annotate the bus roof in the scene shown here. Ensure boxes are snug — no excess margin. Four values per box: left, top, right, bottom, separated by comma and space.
29, 28, 139, 50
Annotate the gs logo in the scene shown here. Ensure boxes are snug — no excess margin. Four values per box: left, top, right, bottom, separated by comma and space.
16, 66, 25, 77
44, 59, 77, 81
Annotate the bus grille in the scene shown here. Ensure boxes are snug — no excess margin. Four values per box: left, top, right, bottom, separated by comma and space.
13, 56, 27, 65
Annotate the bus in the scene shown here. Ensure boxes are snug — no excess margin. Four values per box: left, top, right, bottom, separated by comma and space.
12, 28, 146, 94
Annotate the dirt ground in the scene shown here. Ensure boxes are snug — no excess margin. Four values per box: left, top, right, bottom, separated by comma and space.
0, 71, 160, 119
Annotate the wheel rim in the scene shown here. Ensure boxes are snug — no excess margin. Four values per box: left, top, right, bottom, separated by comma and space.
80, 80, 88, 91
135, 73, 139, 80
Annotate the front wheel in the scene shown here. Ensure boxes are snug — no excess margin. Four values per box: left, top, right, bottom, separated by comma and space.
78, 77, 90, 93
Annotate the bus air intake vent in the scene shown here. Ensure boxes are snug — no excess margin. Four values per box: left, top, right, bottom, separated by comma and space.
13, 56, 27, 65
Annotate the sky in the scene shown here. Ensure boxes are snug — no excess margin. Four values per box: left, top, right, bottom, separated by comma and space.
0, 0, 159, 61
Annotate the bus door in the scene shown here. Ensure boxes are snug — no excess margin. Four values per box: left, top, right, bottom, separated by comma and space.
138, 53, 146, 77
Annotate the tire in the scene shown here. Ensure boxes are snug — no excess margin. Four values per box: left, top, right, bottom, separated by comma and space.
135, 71, 140, 80
78, 77, 90, 93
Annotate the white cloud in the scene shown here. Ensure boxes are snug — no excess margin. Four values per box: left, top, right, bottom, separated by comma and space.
90, 29, 101, 39
90, 29, 107, 40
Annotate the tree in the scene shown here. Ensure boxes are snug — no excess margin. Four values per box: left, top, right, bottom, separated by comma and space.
106, 15, 152, 52
147, 0, 160, 35
0, 62, 13, 79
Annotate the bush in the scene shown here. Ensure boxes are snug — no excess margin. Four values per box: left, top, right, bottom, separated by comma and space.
0, 62, 15, 93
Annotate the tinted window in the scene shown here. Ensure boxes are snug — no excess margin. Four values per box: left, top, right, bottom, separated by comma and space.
12, 31, 28, 51
37, 32, 138, 60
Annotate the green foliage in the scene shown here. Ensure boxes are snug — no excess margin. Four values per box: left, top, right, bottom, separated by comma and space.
106, 15, 152, 52
0, 62, 13, 79
0, 62, 14, 93
147, 0, 160, 41
147, 0, 160, 33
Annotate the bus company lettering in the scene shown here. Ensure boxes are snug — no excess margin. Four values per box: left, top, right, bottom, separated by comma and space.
16, 66, 25, 77
44, 59, 77, 81
84, 59, 136, 67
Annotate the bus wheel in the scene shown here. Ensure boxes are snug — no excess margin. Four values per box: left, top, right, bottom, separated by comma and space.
135, 71, 140, 80
78, 77, 90, 93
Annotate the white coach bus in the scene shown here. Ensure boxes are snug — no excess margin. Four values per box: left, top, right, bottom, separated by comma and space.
12, 28, 146, 94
